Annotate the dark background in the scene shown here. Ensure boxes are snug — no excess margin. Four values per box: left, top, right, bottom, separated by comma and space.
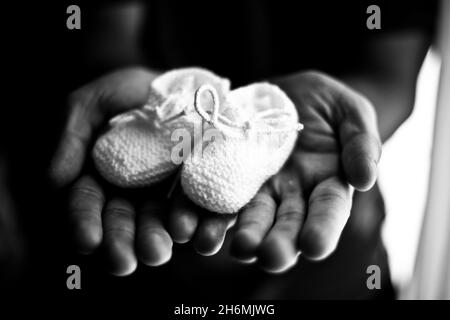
1, 0, 437, 301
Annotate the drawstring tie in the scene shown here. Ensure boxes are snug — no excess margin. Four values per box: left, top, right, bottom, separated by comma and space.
193, 84, 304, 134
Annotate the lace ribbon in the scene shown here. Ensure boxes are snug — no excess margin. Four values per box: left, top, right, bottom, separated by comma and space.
193, 84, 304, 134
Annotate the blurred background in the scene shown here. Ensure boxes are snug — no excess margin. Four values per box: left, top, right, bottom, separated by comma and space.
379, 48, 440, 292
1, 0, 449, 299
380, 0, 449, 298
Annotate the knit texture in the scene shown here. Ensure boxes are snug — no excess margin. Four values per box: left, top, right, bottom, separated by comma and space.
181, 83, 300, 213
92, 68, 302, 214
92, 68, 230, 187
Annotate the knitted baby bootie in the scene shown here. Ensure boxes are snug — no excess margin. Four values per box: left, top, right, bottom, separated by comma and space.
181, 83, 303, 214
92, 68, 230, 187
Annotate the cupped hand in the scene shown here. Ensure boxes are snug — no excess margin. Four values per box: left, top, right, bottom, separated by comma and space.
51, 68, 381, 276
50, 68, 236, 276
227, 71, 382, 273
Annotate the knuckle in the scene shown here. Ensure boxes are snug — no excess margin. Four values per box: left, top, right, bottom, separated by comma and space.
104, 199, 135, 222
138, 224, 167, 239
303, 70, 330, 83
245, 193, 276, 211
71, 183, 104, 202
67, 87, 93, 110
66, 87, 100, 127
71, 209, 102, 226
239, 219, 265, 231
104, 226, 135, 240
309, 191, 348, 208
277, 210, 303, 224
354, 93, 378, 122
105, 204, 135, 220
280, 197, 303, 211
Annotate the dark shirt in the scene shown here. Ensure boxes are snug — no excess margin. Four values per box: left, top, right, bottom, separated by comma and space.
6, 0, 437, 299
134, 0, 436, 299
142, 1, 436, 85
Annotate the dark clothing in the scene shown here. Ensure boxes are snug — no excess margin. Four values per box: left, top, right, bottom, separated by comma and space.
5, 0, 436, 299
142, 1, 436, 86
136, 0, 434, 299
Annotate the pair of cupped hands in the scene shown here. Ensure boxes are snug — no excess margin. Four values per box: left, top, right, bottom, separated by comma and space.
50, 68, 381, 276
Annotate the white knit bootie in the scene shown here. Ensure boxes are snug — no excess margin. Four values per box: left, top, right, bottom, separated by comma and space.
92, 68, 303, 214
181, 83, 303, 214
92, 68, 230, 187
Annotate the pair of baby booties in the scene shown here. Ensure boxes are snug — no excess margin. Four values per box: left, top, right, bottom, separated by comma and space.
93, 68, 303, 214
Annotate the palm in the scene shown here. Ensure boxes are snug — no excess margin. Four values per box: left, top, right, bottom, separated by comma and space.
229, 71, 381, 272
51, 68, 236, 276
52, 69, 380, 275
294, 110, 341, 195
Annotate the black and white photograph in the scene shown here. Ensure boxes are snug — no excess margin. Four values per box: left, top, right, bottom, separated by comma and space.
1, 0, 450, 314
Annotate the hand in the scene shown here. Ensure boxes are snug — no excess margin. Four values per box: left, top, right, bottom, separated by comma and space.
227, 71, 382, 273
50, 68, 235, 276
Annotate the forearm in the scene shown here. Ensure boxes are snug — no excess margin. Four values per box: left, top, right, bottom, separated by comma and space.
343, 31, 430, 142
343, 74, 417, 142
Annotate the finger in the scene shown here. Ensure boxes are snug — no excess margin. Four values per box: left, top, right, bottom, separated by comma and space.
229, 186, 276, 262
49, 91, 103, 188
136, 201, 173, 266
258, 179, 305, 273
298, 177, 352, 260
49, 68, 157, 187
341, 132, 381, 191
102, 198, 137, 276
168, 192, 199, 244
337, 91, 382, 191
68, 176, 104, 254
194, 213, 236, 256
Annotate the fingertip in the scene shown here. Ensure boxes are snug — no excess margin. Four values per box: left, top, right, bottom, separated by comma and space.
137, 230, 173, 267
193, 226, 224, 256
298, 225, 336, 261
193, 214, 234, 256
168, 210, 198, 244
113, 259, 138, 277
300, 177, 350, 260
231, 255, 258, 265
49, 163, 72, 188
229, 229, 260, 261
73, 221, 102, 254
69, 176, 104, 254
342, 133, 381, 192
104, 239, 138, 277
258, 236, 299, 274
345, 155, 378, 191
194, 237, 220, 256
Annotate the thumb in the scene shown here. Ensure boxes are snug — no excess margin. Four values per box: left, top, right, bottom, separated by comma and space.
338, 91, 382, 191
49, 68, 157, 187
